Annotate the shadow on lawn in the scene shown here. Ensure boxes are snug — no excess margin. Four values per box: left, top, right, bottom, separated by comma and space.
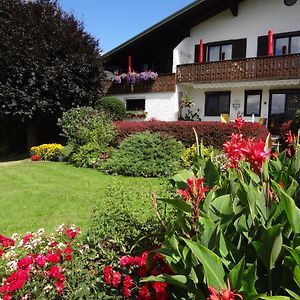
0, 153, 28, 163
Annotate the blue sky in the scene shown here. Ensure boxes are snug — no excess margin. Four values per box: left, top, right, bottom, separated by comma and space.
58, 0, 193, 53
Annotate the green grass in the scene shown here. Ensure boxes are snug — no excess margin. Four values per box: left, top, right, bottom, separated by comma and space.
0, 160, 161, 235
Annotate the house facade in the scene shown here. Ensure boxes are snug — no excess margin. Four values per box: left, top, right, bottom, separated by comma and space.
102, 0, 300, 133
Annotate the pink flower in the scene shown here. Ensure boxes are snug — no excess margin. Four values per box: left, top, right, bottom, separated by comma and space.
47, 249, 61, 263
48, 266, 64, 281
0, 235, 15, 248
207, 280, 243, 300
2, 294, 11, 300
112, 271, 122, 288
103, 266, 113, 285
35, 254, 47, 268
1, 269, 30, 293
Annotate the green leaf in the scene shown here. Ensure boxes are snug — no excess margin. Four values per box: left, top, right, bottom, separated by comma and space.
260, 297, 290, 300
183, 239, 226, 289
170, 170, 194, 190
204, 159, 219, 188
277, 188, 300, 233
294, 265, 300, 288
286, 178, 299, 198
229, 257, 245, 290
211, 194, 234, 216
252, 225, 282, 271
242, 263, 258, 295
244, 167, 260, 184
285, 288, 300, 300
157, 197, 191, 213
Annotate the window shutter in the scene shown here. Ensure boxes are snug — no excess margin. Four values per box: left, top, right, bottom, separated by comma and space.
194, 44, 200, 63
232, 38, 247, 59
257, 35, 268, 57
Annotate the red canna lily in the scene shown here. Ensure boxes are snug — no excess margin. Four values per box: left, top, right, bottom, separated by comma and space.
207, 280, 243, 300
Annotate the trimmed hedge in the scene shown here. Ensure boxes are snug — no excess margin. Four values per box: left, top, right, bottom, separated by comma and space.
114, 120, 269, 148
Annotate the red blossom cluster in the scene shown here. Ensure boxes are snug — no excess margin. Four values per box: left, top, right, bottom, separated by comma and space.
30, 155, 40, 161
103, 251, 172, 299
0, 226, 79, 300
207, 280, 243, 300
223, 133, 270, 173
286, 130, 298, 157
234, 114, 245, 132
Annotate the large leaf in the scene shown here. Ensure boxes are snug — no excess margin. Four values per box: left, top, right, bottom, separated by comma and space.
141, 274, 187, 290
204, 159, 219, 188
286, 178, 299, 198
252, 225, 282, 271
183, 239, 226, 289
286, 288, 300, 300
242, 263, 258, 295
229, 257, 245, 290
277, 188, 300, 233
294, 265, 300, 288
260, 297, 290, 300
211, 194, 234, 217
170, 170, 194, 190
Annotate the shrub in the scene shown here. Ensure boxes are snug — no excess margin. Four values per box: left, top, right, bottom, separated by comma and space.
101, 132, 185, 177
114, 120, 269, 148
181, 144, 215, 168
95, 97, 126, 121
58, 107, 116, 148
30, 143, 63, 161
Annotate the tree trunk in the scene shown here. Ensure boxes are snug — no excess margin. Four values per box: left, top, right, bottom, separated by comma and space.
26, 120, 38, 150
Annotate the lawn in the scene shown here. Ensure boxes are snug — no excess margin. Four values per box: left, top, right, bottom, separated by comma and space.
0, 160, 161, 235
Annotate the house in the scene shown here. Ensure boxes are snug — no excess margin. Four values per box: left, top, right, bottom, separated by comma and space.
102, 0, 300, 133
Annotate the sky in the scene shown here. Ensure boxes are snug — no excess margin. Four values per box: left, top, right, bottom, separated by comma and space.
58, 0, 194, 53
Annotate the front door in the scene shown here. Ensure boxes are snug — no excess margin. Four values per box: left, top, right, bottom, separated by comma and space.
269, 91, 300, 134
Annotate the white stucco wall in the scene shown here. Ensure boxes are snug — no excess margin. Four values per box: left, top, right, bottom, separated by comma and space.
174, 0, 300, 67
113, 92, 178, 121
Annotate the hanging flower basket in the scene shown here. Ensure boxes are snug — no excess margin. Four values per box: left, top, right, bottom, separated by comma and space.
113, 71, 158, 86
125, 110, 148, 119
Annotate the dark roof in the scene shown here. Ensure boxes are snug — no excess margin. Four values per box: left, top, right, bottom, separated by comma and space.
102, 0, 241, 72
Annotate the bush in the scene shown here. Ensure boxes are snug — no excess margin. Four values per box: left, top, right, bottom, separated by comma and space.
95, 97, 126, 121
85, 184, 163, 266
70, 142, 112, 168
101, 132, 185, 177
181, 144, 215, 168
30, 143, 63, 161
59, 107, 115, 147
114, 120, 269, 148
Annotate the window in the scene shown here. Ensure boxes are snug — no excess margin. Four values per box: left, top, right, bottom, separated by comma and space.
207, 44, 232, 62
275, 33, 300, 55
205, 92, 230, 116
244, 90, 262, 116
126, 98, 145, 111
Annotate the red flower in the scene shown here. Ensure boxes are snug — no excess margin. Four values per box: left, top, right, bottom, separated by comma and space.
234, 115, 245, 131
241, 138, 269, 173
207, 280, 243, 300
0, 235, 15, 248
103, 266, 113, 285
47, 249, 61, 263
0, 248, 3, 258
48, 266, 64, 281
50, 241, 58, 247
119, 255, 135, 267
223, 133, 244, 169
17, 255, 33, 270
35, 254, 47, 268
138, 284, 152, 300
64, 246, 72, 261
55, 279, 64, 293
64, 227, 80, 239
22, 233, 33, 245
1, 269, 30, 293
112, 271, 122, 288
122, 275, 132, 298
152, 282, 168, 300
2, 294, 11, 300
177, 177, 208, 205
31, 155, 40, 161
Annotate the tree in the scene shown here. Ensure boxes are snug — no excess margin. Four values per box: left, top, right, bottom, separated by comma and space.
0, 0, 105, 149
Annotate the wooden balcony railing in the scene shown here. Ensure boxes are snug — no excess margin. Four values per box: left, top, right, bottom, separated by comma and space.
103, 73, 175, 95
176, 54, 300, 84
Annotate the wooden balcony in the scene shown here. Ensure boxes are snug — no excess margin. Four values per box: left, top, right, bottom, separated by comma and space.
103, 73, 175, 95
176, 54, 300, 84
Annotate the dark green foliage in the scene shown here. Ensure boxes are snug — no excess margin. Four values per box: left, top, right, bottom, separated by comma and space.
58, 107, 116, 167
95, 96, 126, 121
0, 0, 105, 147
102, 132, 185, 177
